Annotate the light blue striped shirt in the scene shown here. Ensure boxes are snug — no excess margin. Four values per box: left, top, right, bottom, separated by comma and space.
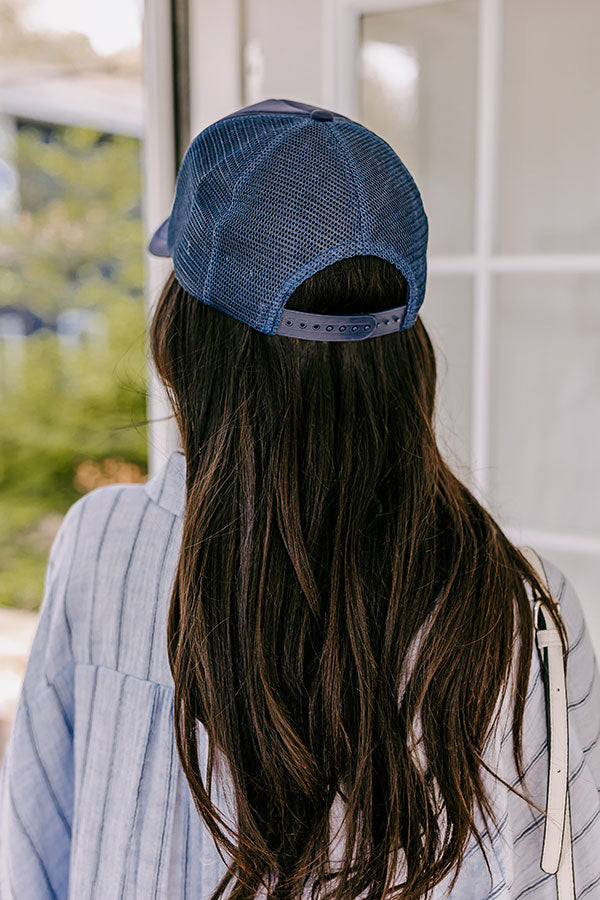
1, 449, 599, 899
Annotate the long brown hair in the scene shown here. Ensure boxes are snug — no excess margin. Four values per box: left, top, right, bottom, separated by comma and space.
149, 255, 567, 900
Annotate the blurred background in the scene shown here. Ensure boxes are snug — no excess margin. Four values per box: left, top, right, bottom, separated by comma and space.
1, 0, 599, 759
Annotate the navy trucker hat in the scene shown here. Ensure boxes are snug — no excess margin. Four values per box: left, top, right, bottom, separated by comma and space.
148, 98, 428, 342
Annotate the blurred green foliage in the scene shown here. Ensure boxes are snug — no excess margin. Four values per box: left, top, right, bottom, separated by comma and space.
0, 123, 149, 611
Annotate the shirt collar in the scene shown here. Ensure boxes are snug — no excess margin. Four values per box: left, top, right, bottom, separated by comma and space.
144, 449, 187, 517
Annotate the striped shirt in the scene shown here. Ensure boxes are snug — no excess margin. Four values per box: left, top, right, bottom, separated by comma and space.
0, 448, 599, 899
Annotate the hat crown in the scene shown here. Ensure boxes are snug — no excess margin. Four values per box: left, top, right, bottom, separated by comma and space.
150, 98, 428, 337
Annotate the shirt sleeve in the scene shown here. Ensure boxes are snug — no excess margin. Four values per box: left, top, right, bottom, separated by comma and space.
0, 496, 85, 900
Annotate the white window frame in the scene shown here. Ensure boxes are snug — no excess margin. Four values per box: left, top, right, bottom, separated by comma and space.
142, 0, 180, 477
322, 0, 600, 557
142, 0, 242, 477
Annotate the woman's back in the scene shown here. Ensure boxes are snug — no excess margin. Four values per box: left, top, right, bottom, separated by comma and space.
2, 448, 599, 899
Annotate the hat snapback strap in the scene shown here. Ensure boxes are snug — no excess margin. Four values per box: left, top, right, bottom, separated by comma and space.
518, 545, 576, 899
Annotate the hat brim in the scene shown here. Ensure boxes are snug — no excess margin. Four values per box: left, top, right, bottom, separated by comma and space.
148, 216, 171, 257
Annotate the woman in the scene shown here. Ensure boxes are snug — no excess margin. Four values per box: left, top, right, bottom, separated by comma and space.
1, 98, 599, 900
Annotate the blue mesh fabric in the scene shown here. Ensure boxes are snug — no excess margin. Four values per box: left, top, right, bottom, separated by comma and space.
163, 107, 428, 335
335, 121, 428, 332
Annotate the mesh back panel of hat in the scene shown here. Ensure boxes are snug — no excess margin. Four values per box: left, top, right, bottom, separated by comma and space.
169, 113, 427, 335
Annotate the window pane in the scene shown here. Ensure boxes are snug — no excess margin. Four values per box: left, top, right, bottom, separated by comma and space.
360, 0, 478, 255
420, 275, 473, 480
0, 2, 147, 613
488, 274, 600, 537
497, 0, 600, 253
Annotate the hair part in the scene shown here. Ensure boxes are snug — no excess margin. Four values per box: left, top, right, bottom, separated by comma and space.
149, 255, 567, 900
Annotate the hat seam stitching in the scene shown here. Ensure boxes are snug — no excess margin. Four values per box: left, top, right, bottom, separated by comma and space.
329, 125, 365, 246
202, 119, 308, 322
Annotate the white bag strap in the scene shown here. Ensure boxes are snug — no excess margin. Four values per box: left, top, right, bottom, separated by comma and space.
518, 546, 575, 899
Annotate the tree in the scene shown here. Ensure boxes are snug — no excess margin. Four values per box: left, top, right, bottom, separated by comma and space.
0, 122, 148, 610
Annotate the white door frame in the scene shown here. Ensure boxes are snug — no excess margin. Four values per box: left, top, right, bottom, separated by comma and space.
142, 0, 180, 478
142, 0, 243, 476
322, 0, 600, 557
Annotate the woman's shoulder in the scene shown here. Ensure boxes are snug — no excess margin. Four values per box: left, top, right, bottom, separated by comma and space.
529, 551, 595, 669
60, 448, 186, 545
38, 451, 187, 682
55, 449, 186, 596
